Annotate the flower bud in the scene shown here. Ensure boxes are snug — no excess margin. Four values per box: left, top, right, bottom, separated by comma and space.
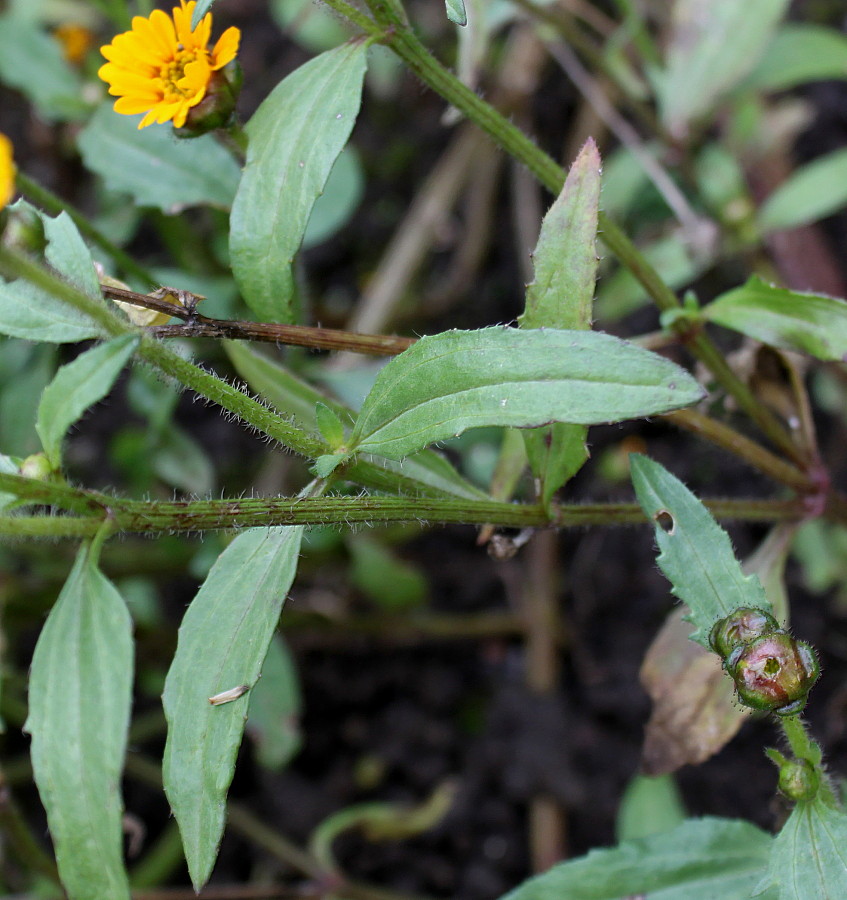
709, 607, 779, 659
777, 757, 819, 801
20, 453, 53, 481
725, 631, 820, 716
176, 63, 242, 137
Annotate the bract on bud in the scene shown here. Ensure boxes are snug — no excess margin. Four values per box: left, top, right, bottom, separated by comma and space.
726, 632, 820, 716
176, 63, 242, 137
709, 607, 779, 659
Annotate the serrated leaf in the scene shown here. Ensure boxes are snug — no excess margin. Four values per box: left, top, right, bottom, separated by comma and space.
520, 139, 600, 505
704, 276, 847, 362
77, 104, 241, 213
758, 148, 847, 233
162, 526, 303, 889
501, 817, 773, 900
745, 25, 847, 92
656, 0, 790, 139
191, 0, 215, 29
24, 542, 133, 900
0, 203, 102, 342
445, 0, 467, 26
245, 635, 302, 770
349, 328, 705, 461
755, 799, 847, 899
36, 335, 138, 469
630, 454, 771, 648
0, 13, 88, 121
230, 42, 367, 322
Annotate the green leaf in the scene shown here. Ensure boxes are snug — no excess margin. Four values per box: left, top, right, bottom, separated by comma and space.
704, 276, 847, 362
745, 25, 847, 92
0, 13, 88, 121
350, 328, 705, 461
230, 42, 367, 322
521, 138, 600, 331
0, 204, 102, 342
24, 541, 133, 900
162, 526, 303, 890
348, 534, 428, 610
224, 340, 488, 500
302, 146, 365, 249
315, 402, 345, 448
501, 817, 773, 900
630, 454, 771, 648
656, 0, 790, 139
151, 425, 216, 495
191, 0, 215, 29
245, 635, 302, 771
0, 341, 56, 455
616, 774, 686, 842
43, 207, 103, 299
77, 104, 241, 213
520, 139, 600, 504
36, 335, 138, 469
758, 148, 847, 233
755, 798, 847, 899
446, 0, 468, 26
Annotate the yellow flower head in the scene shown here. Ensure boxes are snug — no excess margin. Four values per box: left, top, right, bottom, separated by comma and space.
0, 133, 16, 211
98, 0, 240, 130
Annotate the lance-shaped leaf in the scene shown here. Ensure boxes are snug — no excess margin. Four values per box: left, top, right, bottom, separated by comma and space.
0, 203, 102, 342
704, 276, 847, 362
77, 104, 241, 213
656, 0, 790, 139
520, 139, 600, 506
224, 340, 488, 500
630, 454, 771, 648
24, 541, 133, 900
229, 42, 367, 322
755, 798, 847, 899
445, 0, 467, 26
36, 334, 138, 469
758, 147, 847, 233
162, 525, 303, 889
746, 24, 847, 94
348, 328, 705, 461
191, 0, 215, 28
502, 817, 774, 900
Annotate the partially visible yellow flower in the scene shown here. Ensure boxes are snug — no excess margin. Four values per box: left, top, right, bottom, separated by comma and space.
54, 23, 95, 66
0, 133, 16, 211
98, 0, 240, 130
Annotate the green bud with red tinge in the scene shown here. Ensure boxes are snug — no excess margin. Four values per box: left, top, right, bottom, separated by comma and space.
709, 607, 779, 658
725, 631, 820, 716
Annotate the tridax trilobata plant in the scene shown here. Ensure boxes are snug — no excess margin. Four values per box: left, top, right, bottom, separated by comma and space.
2, 0, 847, 897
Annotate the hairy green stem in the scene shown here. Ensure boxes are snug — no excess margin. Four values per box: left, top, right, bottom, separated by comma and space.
0, 493, 806, 539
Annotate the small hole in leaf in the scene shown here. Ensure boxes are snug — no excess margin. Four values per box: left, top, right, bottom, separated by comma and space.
655, 510, 675, 534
